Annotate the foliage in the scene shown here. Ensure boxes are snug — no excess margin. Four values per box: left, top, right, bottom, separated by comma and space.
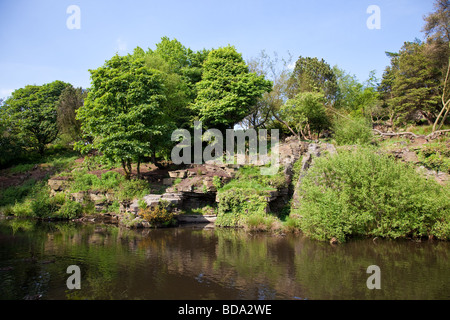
2, 80, 71, 155
291, 147, 450, 243
243, 211, 280, 232
287, 56, 337, 102
216, 188, 269, 227
75, 49, 167, 179
68, 170, 149, 201
333, 67, 380, 119
332, 116, 374, 146
416, 138, 450, 173
120, 212, 143, 228
0, 115, 26, 168
380, 40, 443, 126
55, 199, 83, 219
57, 86, 86, 142
242, 50, 293, 129
138, 200, 175, 227
221, 165, 286, 192
216, 165, 286, 228
422, 0, 450, 43
278, 92, 330, 139
212, 175, 223, 189
193, 45, 272, 132
0, 178, 82, 219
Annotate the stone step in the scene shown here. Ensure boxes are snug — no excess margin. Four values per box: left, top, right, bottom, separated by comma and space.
175, 215, 217, 224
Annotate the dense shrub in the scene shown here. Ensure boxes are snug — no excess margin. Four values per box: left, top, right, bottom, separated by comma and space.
216, 189, 269, 227
57, 200, 82, 219
333, 116, 373, 146
215, 165, 286, 228
291, 147, 450, 243
138, 200, 175, 227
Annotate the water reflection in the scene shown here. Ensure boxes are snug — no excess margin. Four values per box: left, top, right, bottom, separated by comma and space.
0, 219, 449, 300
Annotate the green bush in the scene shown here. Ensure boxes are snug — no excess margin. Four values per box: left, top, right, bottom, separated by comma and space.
138, 200, 175, 227
215, 165, 287, 228
216, 189, 269, 227
57, 200, 82, 219
291, 147, 450, 243
0, 179, 37, 208
244, 212, 279, 232
116, 178, 150, 201
333, 116, 373, 146
417, 140, 450, 174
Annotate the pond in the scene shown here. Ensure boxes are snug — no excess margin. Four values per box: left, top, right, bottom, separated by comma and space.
0, 218, 449, 300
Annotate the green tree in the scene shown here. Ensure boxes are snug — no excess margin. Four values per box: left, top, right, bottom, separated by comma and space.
275, 92, 330, 140
0, 104, 25, 167
154, 37, 210, 101
192, 45, 272, 132
75, 50, 167, 179
388, 41, 442, 126
287, 56, 338, 103
423, 0, 450, 131
423, 0, 450, 44
378, 52, 400, 125
57, 86, 87, 142
334, 68, 380, 119
2, 80, 70, 155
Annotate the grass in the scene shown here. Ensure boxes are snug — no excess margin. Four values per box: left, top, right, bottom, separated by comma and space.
215, 165, 288, 228
0, 147, 150, 219
219, 165, 286, 193
405, 124, 450, 136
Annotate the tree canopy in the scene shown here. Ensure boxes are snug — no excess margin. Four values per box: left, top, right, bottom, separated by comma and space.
287, 56, 338, 103
192, 45, 272, 132
2, 80, 70, 155
75, 50, 167, 178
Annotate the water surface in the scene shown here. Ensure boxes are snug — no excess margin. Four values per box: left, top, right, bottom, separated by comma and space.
0, 218, 449, 300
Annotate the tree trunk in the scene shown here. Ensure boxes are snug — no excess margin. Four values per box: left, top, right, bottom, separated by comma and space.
121, 159, 132, 180
38, 143, 45, 156
137, 158, 141, 179
420, 111, 434, 125
272, 111, 300, 140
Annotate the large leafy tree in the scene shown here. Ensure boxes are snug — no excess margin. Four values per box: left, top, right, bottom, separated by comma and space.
76, 49, 167, 179
0, 99, 25, 167
2, 80, 70, 155
333, 68, 380, 121
154, 37, 210, 101
192, 45, 272, 132
287, 56, 338, 103
57, 86, 87, 142
275, 92, 330, 140
423, 0, 450, 131
384, 41, 442, 126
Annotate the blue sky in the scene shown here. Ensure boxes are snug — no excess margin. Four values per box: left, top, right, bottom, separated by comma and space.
0, 0, 435, 99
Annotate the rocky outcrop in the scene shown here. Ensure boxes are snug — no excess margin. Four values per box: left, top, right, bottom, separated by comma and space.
292, 142, 337, 210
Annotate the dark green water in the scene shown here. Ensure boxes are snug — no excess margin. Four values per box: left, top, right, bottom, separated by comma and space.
0, 218, 449, 300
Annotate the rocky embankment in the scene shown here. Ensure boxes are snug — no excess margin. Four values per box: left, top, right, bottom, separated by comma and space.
46, 137, 320, 227
47, 134, 448, 228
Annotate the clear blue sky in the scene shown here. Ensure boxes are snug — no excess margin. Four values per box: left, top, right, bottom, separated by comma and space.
0, 0, 435, 99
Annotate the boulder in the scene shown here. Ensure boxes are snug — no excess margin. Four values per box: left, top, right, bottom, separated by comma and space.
48, 179, 70, 192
